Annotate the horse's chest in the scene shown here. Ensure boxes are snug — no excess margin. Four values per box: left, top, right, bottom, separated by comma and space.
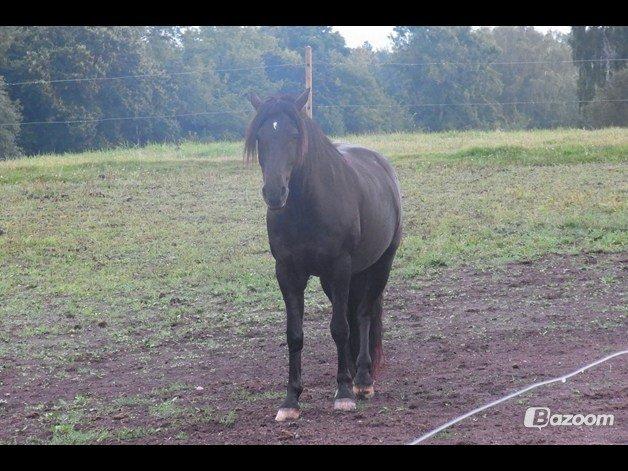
267, 219, 347, 275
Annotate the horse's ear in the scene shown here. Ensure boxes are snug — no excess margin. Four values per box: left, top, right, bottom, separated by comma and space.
294, 88, 310, 111
249, 92, 263, 110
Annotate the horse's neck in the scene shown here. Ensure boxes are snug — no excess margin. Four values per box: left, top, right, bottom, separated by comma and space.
289, 142, 348, 210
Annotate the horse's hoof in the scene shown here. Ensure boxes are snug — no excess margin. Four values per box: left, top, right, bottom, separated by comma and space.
275, 408, 300, 422
353, 385, 375, 399
333, 398, 356, 411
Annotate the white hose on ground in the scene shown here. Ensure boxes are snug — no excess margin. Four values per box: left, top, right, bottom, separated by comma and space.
407, 349, 628, 445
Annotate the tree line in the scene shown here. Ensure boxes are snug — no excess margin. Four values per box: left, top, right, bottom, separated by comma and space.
0, 26, 625, 158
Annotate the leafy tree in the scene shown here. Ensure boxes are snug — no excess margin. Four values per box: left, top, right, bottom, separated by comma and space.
1, 26, 622, 157
262, 26, 348, 63
570, 27, 627, 127
143, 27, 184, 65
386, 27, 503, 131
584, 68, 628, 127
570, 26, 627, 102
0, 27, 180, 154
173, 26, 293, 140
263, 26, 348, 134
482, 26, 579, 128
322, 47, 412, 135
264, 26, 408, 135
0, 76, 22, 159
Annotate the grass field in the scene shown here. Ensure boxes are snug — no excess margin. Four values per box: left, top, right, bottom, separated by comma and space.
0, 127, 626, 444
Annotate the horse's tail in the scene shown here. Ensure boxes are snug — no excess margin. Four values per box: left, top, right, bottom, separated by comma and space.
370, 294, 384, 379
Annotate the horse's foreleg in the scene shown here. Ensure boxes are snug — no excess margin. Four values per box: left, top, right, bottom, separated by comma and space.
275, 262, 308, 422
325, 256, 356, 411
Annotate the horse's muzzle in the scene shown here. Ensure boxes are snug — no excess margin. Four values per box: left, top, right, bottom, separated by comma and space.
262, 184, 289, 210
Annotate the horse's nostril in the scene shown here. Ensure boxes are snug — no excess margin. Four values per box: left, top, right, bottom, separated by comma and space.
262, 185, 287, 207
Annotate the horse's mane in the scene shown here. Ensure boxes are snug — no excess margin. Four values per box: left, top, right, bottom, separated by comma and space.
244, 94, 340, 166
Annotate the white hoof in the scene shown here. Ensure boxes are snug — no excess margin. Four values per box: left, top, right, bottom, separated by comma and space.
333, 398, 356, 411
353, 385, 375, 399
275, 408, 300, 422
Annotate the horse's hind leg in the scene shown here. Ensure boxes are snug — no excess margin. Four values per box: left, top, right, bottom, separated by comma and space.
353, 245, 397, 399
320, 255, 357, 411
348, 272, 368, 377
323, 273, 365, 378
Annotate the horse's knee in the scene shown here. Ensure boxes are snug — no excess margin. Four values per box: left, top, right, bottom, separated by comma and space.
287, 331, 303, 353
330, 320, 349, 344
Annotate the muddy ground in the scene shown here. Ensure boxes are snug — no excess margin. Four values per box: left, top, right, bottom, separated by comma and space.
1, 252, 626, 444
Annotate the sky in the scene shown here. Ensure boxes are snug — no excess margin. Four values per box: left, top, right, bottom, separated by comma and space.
333, 26, 572, 50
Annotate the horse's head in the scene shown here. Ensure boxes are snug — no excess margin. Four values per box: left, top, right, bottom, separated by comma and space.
245, 89, 310, 210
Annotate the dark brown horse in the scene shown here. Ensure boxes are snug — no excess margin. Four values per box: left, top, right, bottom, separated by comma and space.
245, 90, 402, 421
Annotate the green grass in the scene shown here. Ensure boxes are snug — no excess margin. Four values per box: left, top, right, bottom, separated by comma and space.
42, 395, 111, 445
0, 127, 626, 382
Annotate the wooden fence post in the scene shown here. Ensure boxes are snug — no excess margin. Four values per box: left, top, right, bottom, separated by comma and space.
305, 46, 313, 119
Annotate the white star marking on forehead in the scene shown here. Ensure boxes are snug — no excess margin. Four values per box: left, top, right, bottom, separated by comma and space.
272, 121, 278, 131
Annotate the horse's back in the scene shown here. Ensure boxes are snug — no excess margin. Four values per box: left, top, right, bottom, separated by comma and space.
335, 142, 399, 185
334, 142, 401, 208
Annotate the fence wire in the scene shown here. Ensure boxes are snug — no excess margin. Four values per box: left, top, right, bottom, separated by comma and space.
1, 99, 626, 127
6, 58, 628, 87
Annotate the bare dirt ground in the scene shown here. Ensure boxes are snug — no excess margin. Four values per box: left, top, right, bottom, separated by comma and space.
1, 252, 626, 444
